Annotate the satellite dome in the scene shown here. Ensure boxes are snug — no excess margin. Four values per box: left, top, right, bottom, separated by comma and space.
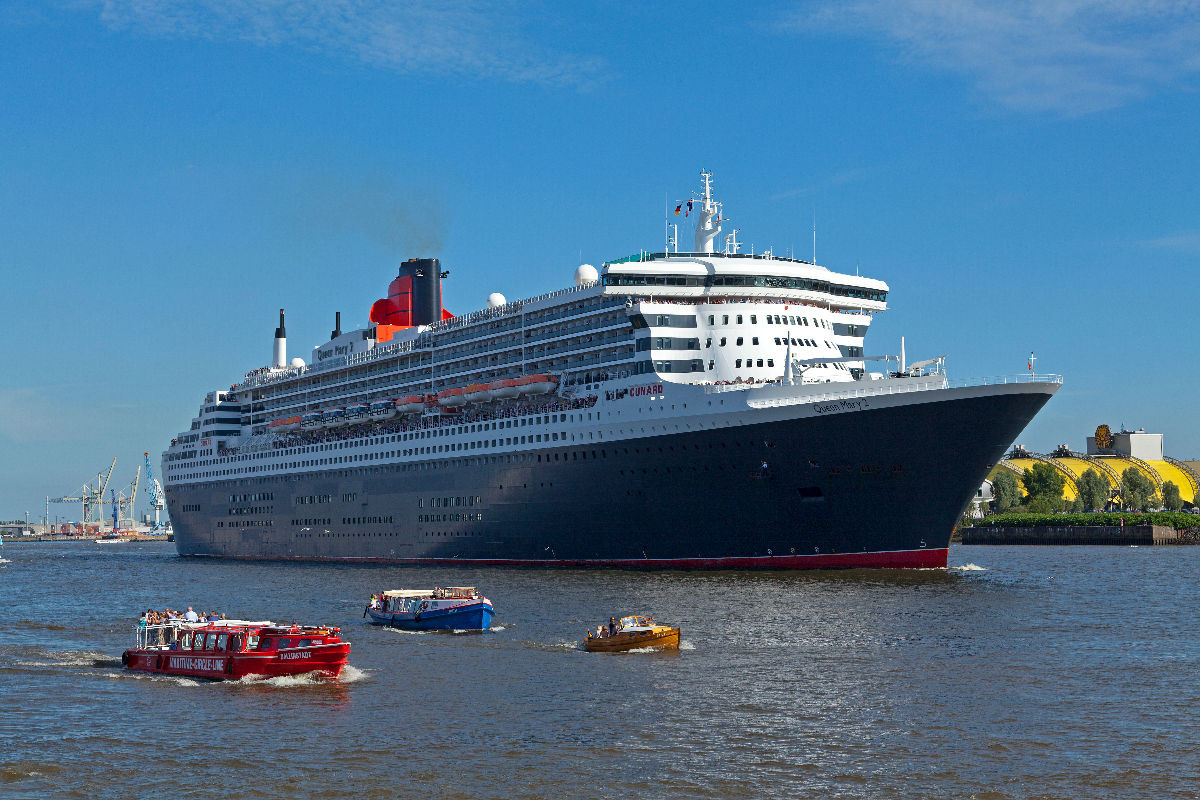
487, 292, 506, 308
290, 357, 306, 368
575, 263, 599, 286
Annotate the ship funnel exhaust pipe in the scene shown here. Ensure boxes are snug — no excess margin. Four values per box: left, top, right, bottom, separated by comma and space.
331, 311, 341, 340
273, 308, 287, 368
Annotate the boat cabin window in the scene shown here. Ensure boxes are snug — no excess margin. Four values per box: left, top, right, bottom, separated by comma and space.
179, 632, 192, 649
257, 637, 273, 650
296, 638, 313, 648
247, 634, 259, 650
230, 634, 242, 652
277, 637, 293, 649
205, 634, 218, 651
216, 633, 228, 650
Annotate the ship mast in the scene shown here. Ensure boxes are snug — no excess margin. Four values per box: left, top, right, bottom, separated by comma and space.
693, 170, 722, 253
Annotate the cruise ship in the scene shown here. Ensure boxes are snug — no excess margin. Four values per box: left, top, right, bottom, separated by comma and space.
162, 172, 1060, 569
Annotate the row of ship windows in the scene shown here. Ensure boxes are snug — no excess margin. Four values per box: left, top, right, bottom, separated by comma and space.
604, 273, 888, 301
291, 519, 331, 526
216, 520, 275, 528
419, 496, 482, 508
419, 513, 483, 523
229, 492, 273, 502
708, 313, 831, 330
343, 516, 393, 525
228, 506, 272, 516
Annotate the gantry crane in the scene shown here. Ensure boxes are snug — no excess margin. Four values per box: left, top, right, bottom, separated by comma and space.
143, 451, 166, 528
49, 457, 118, 524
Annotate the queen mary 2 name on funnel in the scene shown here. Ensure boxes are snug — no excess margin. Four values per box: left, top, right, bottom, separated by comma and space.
159, 172, 1060, 570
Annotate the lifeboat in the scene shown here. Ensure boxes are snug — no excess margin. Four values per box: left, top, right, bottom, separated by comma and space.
369, 400, 397, 420
321, 408, 348, 428
584, 615, 680, 653
122, 618, 351, 681
488, 378, 520, 400
300, 412, 323, 431
394, 395, 424, 414
269, 415, 302, 432
437, 387, 466, 407
345, 403, 371, 424
516, 374, 558, 396
463, 383, 490, 404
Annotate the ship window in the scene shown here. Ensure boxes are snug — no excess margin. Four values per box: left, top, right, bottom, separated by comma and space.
707, 360, 714, 370
708, 315, 714, 325
767, 359, 774, 367
719, 337, 726, 347
757, 359, 764, 367
705, 338, 711, 348
736, 337, 743, 346
736, 315, 743, 324
750, 315, 757, 324
752, 337, 759, 345
736, 359, 742, 368
722, 315, 729, 325
774, 337, 781, 345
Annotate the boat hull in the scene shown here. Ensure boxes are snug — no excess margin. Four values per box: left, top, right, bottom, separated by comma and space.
366, 602, 493, 631
585, 627, 680, 652
121, 644, 350, 681
166, 382, 1054, 569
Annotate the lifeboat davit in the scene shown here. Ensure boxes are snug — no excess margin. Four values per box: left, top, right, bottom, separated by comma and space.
488, 378, 519, 400
369, 400, 396, 420
345, 403, 371, 424
394, 395, 424, 414
437, 387, 466, 407
463, 383, 490, 404
300, 412, 323, 431
322, 408, 348, 428
516, 374, 558, 396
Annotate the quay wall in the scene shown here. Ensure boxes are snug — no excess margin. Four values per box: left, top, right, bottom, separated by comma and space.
962, 525, 1181, 546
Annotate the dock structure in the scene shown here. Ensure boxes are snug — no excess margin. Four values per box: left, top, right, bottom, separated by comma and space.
962, 525, 1182, 546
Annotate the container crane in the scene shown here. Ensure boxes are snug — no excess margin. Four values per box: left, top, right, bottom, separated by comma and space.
143, 451, 166, 528
48, 457, 118, 524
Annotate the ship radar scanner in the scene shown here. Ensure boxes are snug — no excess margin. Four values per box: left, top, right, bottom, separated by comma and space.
487, 292, 506, 308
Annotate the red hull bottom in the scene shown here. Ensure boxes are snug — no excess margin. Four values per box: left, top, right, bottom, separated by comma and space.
122, 648, 348, 681
200, 548, 950, 570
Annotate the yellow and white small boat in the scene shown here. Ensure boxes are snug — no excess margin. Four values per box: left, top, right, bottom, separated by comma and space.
584, 615, 680, 653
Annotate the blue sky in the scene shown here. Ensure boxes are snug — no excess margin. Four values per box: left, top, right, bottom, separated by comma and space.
2, 1, 1198, 520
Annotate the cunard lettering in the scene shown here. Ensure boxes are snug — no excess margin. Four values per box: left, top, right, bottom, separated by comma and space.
627, 383, 664, 398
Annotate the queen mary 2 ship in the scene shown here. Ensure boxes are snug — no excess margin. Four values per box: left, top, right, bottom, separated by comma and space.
161, 172, 1059, 569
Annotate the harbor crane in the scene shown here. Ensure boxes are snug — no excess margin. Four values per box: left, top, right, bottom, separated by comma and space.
48, 457, 118, 524
143, 451, 166, 528
112, 466, 142, 530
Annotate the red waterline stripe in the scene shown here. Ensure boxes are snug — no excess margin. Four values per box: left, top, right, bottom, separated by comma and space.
201, 548, 950, 570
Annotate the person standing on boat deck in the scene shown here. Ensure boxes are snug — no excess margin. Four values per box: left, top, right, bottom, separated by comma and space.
184, 607, 198, 622
608, 617, 617, 637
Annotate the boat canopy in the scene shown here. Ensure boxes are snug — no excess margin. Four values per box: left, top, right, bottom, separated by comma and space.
383, 589, 433, 598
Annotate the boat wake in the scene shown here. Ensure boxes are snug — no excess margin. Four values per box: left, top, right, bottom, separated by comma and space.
0, 557, 12, 564
8, 648, 112, 669
233, 665, 369, 687
952, 563, 987, 572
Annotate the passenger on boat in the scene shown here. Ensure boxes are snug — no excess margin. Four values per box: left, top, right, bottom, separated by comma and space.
185, 607, 198, 622
207, 611, 220, 622
608, 617, 617, 637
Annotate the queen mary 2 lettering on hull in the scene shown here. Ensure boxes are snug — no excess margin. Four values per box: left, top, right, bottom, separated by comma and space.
161, 172, 1060, 570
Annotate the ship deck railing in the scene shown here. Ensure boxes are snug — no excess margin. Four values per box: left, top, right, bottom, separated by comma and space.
710, 372, 1063, 406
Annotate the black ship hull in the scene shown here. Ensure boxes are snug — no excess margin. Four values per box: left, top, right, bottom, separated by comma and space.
166, 385, 1053, 569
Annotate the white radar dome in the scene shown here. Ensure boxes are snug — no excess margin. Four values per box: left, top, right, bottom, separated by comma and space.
290, 357, 306, 368
487, 292, 506, 308
575, 263, 599, 286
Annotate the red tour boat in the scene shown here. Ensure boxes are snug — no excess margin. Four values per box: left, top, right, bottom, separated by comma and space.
122, 619, 351, 681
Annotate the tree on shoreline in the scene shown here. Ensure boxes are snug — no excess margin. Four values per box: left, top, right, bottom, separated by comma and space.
1077, 468, 1109, 512
1023, 462, 1066, 512
991, 470, 1021, 512
1162, 480, 1183, 512
1120, 468, 1157, 512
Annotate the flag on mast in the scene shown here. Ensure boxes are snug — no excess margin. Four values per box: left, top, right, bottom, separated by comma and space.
1028, 352, 1034, 372
674, 203, 682, 216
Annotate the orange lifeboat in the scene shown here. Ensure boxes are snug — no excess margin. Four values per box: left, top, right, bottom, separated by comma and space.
463, 383, 491, 404
268, 415, 302, 431
437, 387, 466, 407
516, 374, 558, 396
394, 395, 423, 414
488, 378, 519, 400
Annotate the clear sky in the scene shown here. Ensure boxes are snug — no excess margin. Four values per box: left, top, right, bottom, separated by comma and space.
2, 1, 1198, 521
